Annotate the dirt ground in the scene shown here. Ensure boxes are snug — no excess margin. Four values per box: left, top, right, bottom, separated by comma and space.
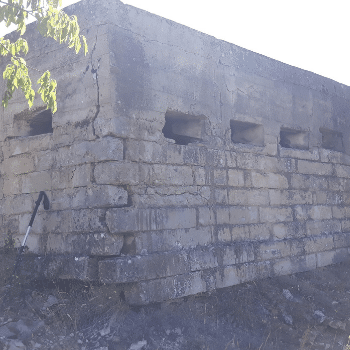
2, 250, 350, 350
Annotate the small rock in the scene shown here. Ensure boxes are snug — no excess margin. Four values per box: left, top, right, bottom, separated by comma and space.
314, 311, 326, 324
0, 325, 16, 339
328, 319, 346, 331
283, 289, 294, 301
99, 326, 110, 336
283, 313, 293, 325
43, 295, 59, 309
3, 339, 26, 350
15, 320, 32, 341
129, 340, 147, 350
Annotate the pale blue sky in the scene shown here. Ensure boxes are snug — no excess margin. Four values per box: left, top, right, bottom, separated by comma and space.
1, 0, 349, 86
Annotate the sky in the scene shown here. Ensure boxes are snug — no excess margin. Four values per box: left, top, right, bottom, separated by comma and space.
1, 0, 349, 86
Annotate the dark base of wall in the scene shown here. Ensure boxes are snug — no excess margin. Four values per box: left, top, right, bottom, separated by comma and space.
2, 243, 350, 305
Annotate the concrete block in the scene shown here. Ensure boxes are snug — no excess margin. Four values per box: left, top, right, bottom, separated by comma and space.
165, 144, 185, 164
52, 164, 92, 190
333, 248, 350, 264
251, 172, 288, 189
269, 190, 312, 206
333, 232, 350, 248
125, 271, 206, 305
314, 191, 343, 206
225, 151, 237, 168
207, 149, 227, 167
51, 185, 128, 210
277, 158, 297, 173
21, 171, 51, 193
135, 227, 214, 254
216, 206, 259, 225
46, 232, 124, 256
320, 149, 350, 165
3, 133, 53, 157
190, 247, 219, 271
279, 148, 319, 161
249, 223, 271, 241
198, 207, 215, 226
193, 166, 206, 185
125, 139, 165, 163
298, 160, 333, 176
272, 222, 306, 240
4, 194, 35, 215
274, 254, 316, 276
304, 235, 334, 254
132, 185, 210, 207
69, 209, 104, 233
294, 205, 332, 221
215, 265, 240, 289
214, 188, 228, 204
259, 207, 293, 223
236, 153, 278, 172
328, 178, 348, 192
41, 255, 94, 281
213, 169, 227, 186
306, 220, 341, 236
106, 207, 197, 233
183, 146, 206, 166
239, 261, 272, 283
2, 174, 21, 195
290, 174, 328, 190
94, 161, 140, 185
218, 227, 233, 242
3, 155, 35, 175
335, 164, 350, 178
33, 150, 55, 171
257, 240, 291, 261
99, 251, 190, 283
228, 169, 245, 187
317, 250, 336, 267
229, 189, 269, 206
222, 243, 255, 265
332, 206, 350, 219
55, 137, 123, 167
150, 164, 194, 185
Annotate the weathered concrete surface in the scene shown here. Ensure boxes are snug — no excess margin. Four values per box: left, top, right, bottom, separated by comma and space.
1, 0, 350, 304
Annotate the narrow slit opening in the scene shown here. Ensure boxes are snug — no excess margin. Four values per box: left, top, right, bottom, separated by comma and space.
230, 120, 264, 146
162, 110, 205, 145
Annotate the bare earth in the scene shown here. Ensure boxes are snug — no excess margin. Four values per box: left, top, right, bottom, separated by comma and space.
1, 251, 350, 350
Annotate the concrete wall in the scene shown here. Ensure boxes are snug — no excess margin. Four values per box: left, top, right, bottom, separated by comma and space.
1, 0, 350, 304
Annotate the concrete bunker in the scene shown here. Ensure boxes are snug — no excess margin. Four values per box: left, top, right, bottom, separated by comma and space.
1, 0, 350, 306
162, 110, 206, 145
230, 120, 264, 146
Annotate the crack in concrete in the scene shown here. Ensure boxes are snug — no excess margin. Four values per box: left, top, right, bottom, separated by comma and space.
90, 35, 101, 138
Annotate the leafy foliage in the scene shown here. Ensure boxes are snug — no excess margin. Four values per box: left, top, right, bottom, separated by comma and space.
0, 0, 88, 113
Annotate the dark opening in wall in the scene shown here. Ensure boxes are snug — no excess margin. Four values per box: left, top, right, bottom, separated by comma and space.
162, 110, 205, 145
230, 120, 264, 146
280, 128, 309, 150
13, 107, 53, 137
320, 128, 344, 152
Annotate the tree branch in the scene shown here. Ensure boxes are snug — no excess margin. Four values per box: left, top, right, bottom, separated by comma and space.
0, 41, 41, 72
0, 0, 41, 20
